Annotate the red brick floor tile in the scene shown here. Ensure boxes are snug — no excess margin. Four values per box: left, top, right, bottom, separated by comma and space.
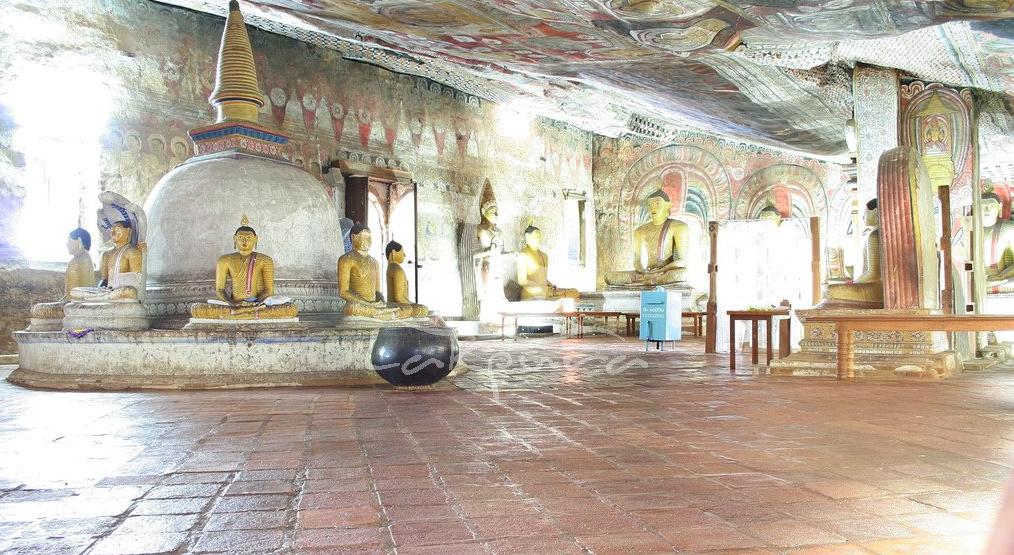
299, 491, 376, 509
145, 483, 221, 499
213, 493, 290, 512
3, 535, 100, 555
457, 499, 541, 518
130, 497, 211, 515
162, 472, 233, 485
575, 532, 674, 554
743, 519, 847, 548
486, 536, 585, 554
662, 524, 766, 551
633, 507, 730, 529
813, 518, 917, 542
787, 546, 871, 555
379, 487, 449, 506
804, 481, 891, 500
390, 519, 476, 547
192, 529, 286, 553
384, 503, 461, 522
293, 527, 385, 550
115, 514, 201, 534
468, 515, 560, 539
203, 510, 290, 531
224, 480, 296, 496
396, 543, 488, 555
90, 531, 188, 555
296, 506, 380, 529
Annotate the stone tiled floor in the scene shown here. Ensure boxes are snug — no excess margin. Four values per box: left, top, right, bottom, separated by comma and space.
1, 334, 1013, 554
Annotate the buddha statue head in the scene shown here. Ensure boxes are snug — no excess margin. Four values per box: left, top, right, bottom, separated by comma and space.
351, 224, 372, 254
864, 198, 879, 228
110, 221, 133, 247
982, 192, 1002, 228
386, 240, 405, 264
758, 205, 782, 223
523, 225, 543, 250
67, 228, 91, 256
479, 179, 498, 226
233, 216, 258, 255
646, 189, 672, 225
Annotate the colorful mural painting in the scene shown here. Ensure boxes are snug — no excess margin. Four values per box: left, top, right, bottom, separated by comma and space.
593, 133, 843, 288
0, 0, 595, 318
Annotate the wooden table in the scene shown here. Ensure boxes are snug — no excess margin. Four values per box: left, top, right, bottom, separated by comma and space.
805, 314, 1014, 379
727, 309, 791, 371
622, 311, 706, 337
499, 311, 625, 340
565, 311, 625, 338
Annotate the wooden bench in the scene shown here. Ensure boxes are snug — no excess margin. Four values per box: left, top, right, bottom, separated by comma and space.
805, 314, 1014, 379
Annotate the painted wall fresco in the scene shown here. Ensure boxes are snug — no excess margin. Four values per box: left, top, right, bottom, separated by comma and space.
593, 132, 844, 290
0, 0, 595, 318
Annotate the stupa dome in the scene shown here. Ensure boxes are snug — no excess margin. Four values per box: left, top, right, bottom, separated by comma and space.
140, 1, 343, 321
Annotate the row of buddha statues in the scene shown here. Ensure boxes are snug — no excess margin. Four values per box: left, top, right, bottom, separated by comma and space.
33, 210, 430, 327
182, 216, 430, 321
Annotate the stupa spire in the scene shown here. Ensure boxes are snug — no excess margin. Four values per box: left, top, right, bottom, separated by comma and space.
210, 0, 264, 123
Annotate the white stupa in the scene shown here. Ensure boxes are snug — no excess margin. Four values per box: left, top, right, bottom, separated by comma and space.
143, 1, 342, 323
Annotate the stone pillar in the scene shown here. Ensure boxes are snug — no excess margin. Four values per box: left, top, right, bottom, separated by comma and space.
853, 65, 899, 203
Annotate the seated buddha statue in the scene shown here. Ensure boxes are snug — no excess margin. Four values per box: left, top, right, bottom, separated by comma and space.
69, 220, 145, 302
29, 228, 97, 326
385, 241, 428, 317
823, 199, 884, 308
189, 217, 298, 320
982, 193, 1014, 295
337, 225, 412, 320
516, 225, 579, 300
605, 189, 689, 287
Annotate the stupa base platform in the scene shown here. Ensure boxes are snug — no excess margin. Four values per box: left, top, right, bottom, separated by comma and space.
769, 308, 960, 379
9, 323, 464, 390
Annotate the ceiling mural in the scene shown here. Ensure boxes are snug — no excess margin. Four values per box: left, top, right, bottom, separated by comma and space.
154, 0, 1014, 157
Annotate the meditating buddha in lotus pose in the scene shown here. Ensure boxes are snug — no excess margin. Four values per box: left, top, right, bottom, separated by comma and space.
516, 225, 579, 300
605, 189, 689, 287
823, 199, 883, 308
338, 225, 417, 320
982, 192, 1014, 295
189, 216, 298, 320
385, 241, 429, 317
70, 221, 144, 302
29, 228, 97, 323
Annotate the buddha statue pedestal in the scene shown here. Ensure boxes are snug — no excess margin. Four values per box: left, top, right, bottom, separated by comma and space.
29, 304, 67, 332
62, 300, 151, 332
769, 308, 959, 379
773, 148, 957, 379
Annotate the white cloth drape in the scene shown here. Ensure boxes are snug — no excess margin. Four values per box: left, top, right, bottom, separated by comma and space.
714, 218, 814, 353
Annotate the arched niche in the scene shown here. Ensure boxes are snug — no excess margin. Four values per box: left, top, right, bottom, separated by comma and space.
734, 164, 827, 222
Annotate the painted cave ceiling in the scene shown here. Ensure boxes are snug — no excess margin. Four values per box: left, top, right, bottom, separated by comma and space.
156, 0, 1014, 158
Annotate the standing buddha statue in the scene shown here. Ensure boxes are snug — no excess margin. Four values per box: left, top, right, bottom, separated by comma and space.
189, 216, 298, 319
516, 225, 579, 300
823, 199, 884, 308
604, 189, 689, 287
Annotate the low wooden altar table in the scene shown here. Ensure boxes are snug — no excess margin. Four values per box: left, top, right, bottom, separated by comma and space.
622, 311, 706, 337
805, 314, 1014, 379
727, 309, 791, 371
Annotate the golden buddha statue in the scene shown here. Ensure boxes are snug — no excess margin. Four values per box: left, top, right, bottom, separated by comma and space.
29, 228, 97, 325
516, 225, 579, 300
823, 199, 884, 308
385, 241, 429, 317
337, 225, 412, 320
605, 189, 689, 287
982, 192, 1014, 294
190, 217, 298, 320
69, 221, 144, 302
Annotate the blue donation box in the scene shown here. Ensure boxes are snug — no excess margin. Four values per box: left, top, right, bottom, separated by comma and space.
640, 290, 682, 344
